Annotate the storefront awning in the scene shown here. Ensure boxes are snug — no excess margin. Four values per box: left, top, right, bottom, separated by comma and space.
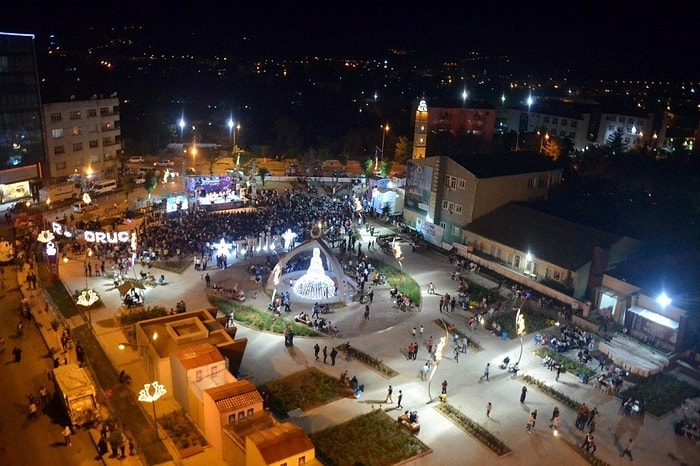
628, 305, 679, 330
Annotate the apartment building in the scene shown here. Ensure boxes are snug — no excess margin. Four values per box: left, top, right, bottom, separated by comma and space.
42, 96, 122, 185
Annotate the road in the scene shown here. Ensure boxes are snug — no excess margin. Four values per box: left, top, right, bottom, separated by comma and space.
0, 266, 99, 466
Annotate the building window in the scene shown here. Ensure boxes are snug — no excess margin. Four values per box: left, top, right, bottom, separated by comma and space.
54, 145, 65, 155
103, 137, 112, 145
570, 121, 577, 128
211, 366, 218, 376
51, 128, 63, 138
513, 255, 521, 268
112, 105, 120, 113
87, 109, 97, 118
298, 457, 306, 466
50, 112, 62, 122
452, 225, 460, 235
246, 408, 253, 417
227, 414, 236, 423
454, 204, 462, 214
73, 143, 83, 151
89, 140, 99, 148
457, 178, 465, 189
72, 126, 81, 136
100, 107, 109, 116
56, 161, 67, 170
440, 221, 447, 230
442, 200, 448, 209
553, 271, 561, 281
69, 111, 81, 120
90, 154, 100, 163
238, 411, 244, 420
196, 370, 202, 382
537, 176, 548, 188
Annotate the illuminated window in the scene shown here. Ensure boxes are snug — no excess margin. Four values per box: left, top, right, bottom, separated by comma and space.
72, 126, 81, 136
90, 154, 100, 162
52, 128, 63, 138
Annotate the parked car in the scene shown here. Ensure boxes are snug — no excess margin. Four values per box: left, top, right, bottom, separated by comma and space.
127, 156, 145, 164
134, 176, 146, 185
73, 201, 99, 213
154, 159, 174, 167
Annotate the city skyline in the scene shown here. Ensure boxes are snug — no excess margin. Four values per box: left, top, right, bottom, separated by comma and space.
3, 1, 699, 80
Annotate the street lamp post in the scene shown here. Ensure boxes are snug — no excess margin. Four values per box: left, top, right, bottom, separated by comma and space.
380, 124, 390, 164
178, 117, 185, 143
515, 307, 527, 365
538, 132, 549, 154
84, 248, 93, 290
138, 381, 167, 440
427, 319, 449, 403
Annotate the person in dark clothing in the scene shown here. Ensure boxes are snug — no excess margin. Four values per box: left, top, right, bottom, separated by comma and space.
330, 347, 338, 365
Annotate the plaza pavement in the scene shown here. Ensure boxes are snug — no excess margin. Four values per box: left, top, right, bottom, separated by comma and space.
23, 204, 700, 466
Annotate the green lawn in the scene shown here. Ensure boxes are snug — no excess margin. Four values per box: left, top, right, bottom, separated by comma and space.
312, 410, 431, 466
619, 373, 700, 417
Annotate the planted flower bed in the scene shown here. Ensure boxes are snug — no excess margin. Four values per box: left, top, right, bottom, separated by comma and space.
619, 373, 700, 417
520, 374, 582, 411
534, 347, 596, 378
435, 403, 512, 456
338, 342, 398, 378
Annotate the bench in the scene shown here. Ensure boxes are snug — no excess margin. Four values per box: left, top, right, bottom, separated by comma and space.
398, 417, 420, 434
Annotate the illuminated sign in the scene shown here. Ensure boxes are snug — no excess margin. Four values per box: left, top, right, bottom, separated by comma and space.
45, 241, 57, 256
52, 222, 132, 244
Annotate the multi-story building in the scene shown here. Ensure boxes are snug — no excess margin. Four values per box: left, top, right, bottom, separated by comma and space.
410, 96, 496, 159
505, 100, 667, 153
403, 153, 563, 248
42, 96, 122, 185
0, 31, 45, 205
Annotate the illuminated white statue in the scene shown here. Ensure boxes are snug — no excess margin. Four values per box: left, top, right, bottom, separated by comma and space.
292, 247, 336, 300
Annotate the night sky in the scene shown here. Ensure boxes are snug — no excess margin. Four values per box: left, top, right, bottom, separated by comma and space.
3, 1, 698, 80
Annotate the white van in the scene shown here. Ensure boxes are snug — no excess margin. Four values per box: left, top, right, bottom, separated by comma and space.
90, 180, 117, 195
90, 179, 118, 195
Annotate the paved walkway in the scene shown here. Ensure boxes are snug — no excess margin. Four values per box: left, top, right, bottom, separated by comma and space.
22, 210, 699, 466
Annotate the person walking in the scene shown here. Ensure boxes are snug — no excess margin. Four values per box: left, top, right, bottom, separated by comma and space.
531, 409, 538, 428
421, 361, 431, 381
322, 346, 328, 364
330, 347, 338, 366
526, 412, 534, 432
363, 304, 370, 320
453, 345, 460, 363
549, 407, 560, 429
520, 385, 528, 403
204, 273, 211, 288
428, 282, 435, 294
385, 385, 393, 403
427, 336, 434, 354
480, 363, 490, 381
581, 432, 593, 450
419, 325, 424, 336
620, 437, 633, 460
411, 327, 416, 338
397, 390, 403, 408
556, 365, 562, 382
62, 425, 72, 446
587, 406, 599, 432
486, 402, 492, 418
462, 336, 468, 353
441, 380, 448, 394
413, 341, 419, 360
314, 343, 320, 361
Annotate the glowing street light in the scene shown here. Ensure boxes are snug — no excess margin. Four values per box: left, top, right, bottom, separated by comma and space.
427, 319, 449, 403
462, 88, 468, 107
515, 307, 527, 365
657, 293, 672, 308
178, 116, 185, 142
138, 381, 167, 439
380, 123, 390, 164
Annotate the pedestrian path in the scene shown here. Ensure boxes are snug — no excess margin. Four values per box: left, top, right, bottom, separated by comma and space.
21, 214, 699, 466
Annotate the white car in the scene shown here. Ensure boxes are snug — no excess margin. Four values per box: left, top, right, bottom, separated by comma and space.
128, 156, 145, 164
154, 159, 175, 167
135, 176, 146, 185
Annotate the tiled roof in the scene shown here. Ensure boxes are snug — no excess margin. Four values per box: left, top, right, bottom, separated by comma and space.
207, 380, 263, 413
249, 423, 314, 463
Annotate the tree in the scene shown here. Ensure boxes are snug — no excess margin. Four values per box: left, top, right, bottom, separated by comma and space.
258, 167, 270, 186
144, 169, 158, 199
394, 136, 412, 163
606, 129, 626, 156
204, 148, 222, 175
121, 174, 136, 201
